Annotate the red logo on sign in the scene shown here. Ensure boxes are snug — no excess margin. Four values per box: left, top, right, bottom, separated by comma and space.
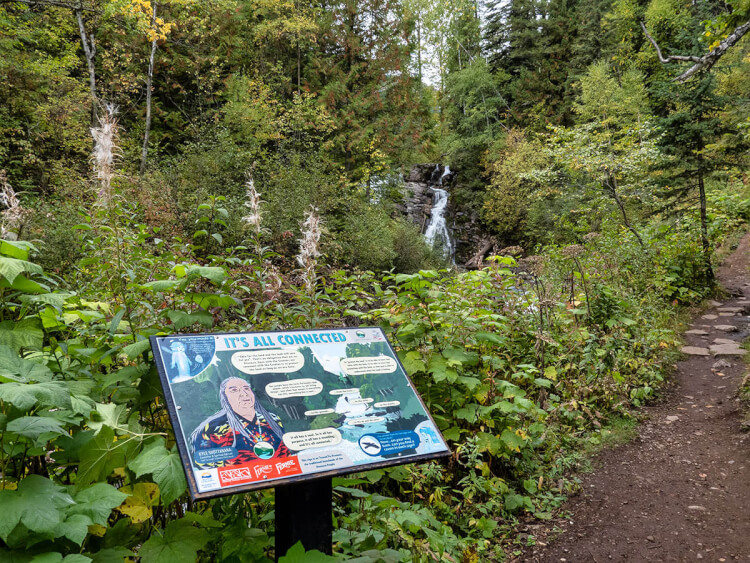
217, 466, 253, 486
275, 457, 302, 477
254, 463, 274, 479
217, 457, 302, 487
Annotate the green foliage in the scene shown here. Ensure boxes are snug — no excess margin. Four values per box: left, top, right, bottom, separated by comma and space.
138, 519, 210, 563
482, 129, 548, 243
441, 58, 508, 198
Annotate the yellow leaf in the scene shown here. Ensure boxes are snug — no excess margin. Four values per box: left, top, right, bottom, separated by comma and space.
88, 524, 107, 537
118, 482, 160, 524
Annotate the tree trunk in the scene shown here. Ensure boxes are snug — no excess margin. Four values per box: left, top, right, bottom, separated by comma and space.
295, 0, 301, 94
697, 170, 714, 282
641, 20, 750, 82
75, 6, 97, 124
140, 2, 158, 175
606, 174, 645, 248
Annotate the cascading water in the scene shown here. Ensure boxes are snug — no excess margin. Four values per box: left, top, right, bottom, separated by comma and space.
424, 165, 455, 263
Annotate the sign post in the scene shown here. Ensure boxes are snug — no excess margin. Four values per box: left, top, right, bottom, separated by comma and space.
275, 476, 332, 558
149, 327, 450, 557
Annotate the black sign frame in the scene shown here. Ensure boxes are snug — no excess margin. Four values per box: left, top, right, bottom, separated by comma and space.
150, 327, 450, 500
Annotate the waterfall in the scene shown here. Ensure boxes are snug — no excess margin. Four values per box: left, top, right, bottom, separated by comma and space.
424, 165, 454, 263
439, 165, 451, 186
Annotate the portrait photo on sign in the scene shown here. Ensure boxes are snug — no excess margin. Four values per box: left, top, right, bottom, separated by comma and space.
190, 376, 290, 468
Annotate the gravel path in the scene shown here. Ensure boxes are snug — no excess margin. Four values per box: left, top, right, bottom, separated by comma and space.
520, 234, 750, 562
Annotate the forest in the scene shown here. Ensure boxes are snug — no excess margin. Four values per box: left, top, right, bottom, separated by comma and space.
0, 0, 749, 561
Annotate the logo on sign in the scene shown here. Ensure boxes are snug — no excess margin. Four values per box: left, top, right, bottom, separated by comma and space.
218, 466, 254, 486
216, 458, 303, 487
276, 459, 296, 473
254, 464, 274, 479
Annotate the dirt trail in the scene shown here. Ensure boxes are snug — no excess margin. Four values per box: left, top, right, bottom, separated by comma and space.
521, 234, 750, 562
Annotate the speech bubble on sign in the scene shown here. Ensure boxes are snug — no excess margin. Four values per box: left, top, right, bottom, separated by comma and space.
231, 350, 305, 375
283, 428, 342, 451
340, 356, 397, 376
304, 408, 335, 416
265, 378, 323, 399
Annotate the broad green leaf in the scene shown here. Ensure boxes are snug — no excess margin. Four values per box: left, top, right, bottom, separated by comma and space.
443, 346, 477, 366
398, 350, 426, 375
166, 310, 213, 331
140, 279, 184, 292
0, 274, 48, 294
476, 432, 503, 455
0, 256, 43, 284
6, 416, 67, 440
100, 364, 148, 390
40, 306, 65, 329
0, 240, 34, 260
0, 381, 70, 410
182, 265, 225, 284
514, 397, 535, 410
138, 518, 209, 563
428, 355, 458, 383
0, 475, 74, 543
454, 405, 481, 423
487, 400, 514, 415
544, 366, 558, 381
504, 493, 525, 511
88, 403, 127, 434
181, 512, 223, 528
442, 426, 462, 441
88, 547, 133, 563
217, 522, 270, 560
185, 292, 238, 310
70, 395, 96, 416
122, 339, 150, 360
129, 438, 187, 504
30, 554, 64, 563
77, 427, 139, 488
278, 542, 338, 562
69, 483, 128, 526
501, 429, 526, 453
0, 318, 44, 351
21, 292, 75, 311
56, 513, 91, 545
0, 345, 53, 383
474, 331, 505, 345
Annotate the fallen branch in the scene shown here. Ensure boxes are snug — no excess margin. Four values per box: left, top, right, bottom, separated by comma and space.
466, 237, 495, 269
640, 20, 750, 82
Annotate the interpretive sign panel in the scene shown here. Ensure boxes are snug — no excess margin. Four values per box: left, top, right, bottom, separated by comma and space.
150, 328, 450, 500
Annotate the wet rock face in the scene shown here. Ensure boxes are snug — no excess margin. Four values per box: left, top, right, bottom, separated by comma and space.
400, 164, 488, 267
401, 164, 448, 236
402, 184, 434, 233
406, 164, 442, 184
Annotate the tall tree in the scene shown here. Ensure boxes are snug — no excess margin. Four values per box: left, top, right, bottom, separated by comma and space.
311, 0, 430, 184
645, 0, 733, 282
